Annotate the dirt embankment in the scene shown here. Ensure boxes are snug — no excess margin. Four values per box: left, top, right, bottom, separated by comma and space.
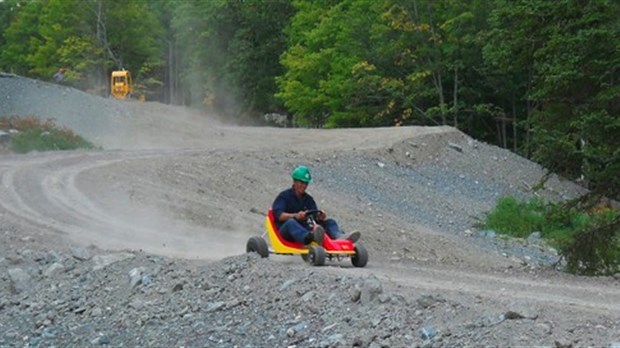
0, 74, 617, 347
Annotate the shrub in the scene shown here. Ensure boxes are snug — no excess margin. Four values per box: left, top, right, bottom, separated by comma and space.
483, 195, 620, 275
483, 196, 546, 238
559, 209, 620, 275
0, 116, 95, 153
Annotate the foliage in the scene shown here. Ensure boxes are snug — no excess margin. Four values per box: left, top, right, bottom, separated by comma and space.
0, 0, 20, 48
483, 196, 546, 238
172, 0, 294, 120
0, 0, 164, 93
560, 212, 620, 276
276, 0, 380, 128
483, 0, 620, 198
276, 0, 494, 129
0, 116, 95, 153
483, 195, 620, 276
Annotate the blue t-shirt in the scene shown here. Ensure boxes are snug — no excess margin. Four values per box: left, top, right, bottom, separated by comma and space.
272, 187, 318, 229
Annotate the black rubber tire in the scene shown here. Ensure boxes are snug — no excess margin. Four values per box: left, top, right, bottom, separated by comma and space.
308, 245, 326, 266
301, 253, 310, 263
246, 236, 269, 258
351, 244, 368, 267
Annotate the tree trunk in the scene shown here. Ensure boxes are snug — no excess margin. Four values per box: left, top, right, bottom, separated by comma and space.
430, 68, 447, 125
453, 67, 458, 128
167, 39, 174, 104
512, 99, 517, 152
92, 0, 119, 68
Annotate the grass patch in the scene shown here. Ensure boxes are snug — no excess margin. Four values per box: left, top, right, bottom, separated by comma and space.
483, 196, 546, 238
482, 195, 620, 275
0, 116, 95, 153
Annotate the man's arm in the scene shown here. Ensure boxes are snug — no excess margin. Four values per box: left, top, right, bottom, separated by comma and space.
273, 192, 305, 222
279, 211, 305, 222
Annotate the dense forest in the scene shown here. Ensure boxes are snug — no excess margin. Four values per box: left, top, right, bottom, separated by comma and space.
0, 0, 618, 202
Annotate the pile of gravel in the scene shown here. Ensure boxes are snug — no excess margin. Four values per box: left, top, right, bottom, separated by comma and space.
0, 73, 130, 147
2, 238, 616, 347
309, 131, 586, 269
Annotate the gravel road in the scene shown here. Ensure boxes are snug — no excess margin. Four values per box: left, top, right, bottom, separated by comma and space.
0, 73, 618, 347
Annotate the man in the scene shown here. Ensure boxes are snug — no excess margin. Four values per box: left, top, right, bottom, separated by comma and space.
272, 165, 361, 245
53, 68, 66, 82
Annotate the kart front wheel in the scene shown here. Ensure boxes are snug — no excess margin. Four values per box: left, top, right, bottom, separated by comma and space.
307, 245, 326, 266
246, 236, 269, 258
351, 244, 368, 267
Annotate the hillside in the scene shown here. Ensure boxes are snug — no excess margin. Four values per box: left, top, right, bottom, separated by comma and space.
0, 74, 617, 347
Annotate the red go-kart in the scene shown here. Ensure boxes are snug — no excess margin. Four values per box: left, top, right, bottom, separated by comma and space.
246, 209, 368, 267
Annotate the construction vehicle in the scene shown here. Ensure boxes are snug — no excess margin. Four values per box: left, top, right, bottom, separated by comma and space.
110, 70, 133, 100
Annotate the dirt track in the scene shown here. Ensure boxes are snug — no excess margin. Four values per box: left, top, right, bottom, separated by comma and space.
1, 74, 619, 346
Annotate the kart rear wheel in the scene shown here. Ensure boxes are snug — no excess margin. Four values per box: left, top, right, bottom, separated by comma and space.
351, 244, 368, 267
246, 236, 269, 258
307, 245, 326, 266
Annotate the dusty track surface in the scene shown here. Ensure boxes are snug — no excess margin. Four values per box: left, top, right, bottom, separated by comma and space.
0, 74, 619, 346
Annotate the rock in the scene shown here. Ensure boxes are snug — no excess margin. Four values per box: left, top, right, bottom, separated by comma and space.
416, 295, 444, 309
7, 268, 31, 293
172, 283, 184, 292
71, 247, 92, 261
360, 275, 383, 305
279, 278, 296, 291
91, 334, 111, 345
92, 253, 135, 270
479, 230, 496, 239
206, 301, 226, 312
128, 267, 146, 288
420, 326, 437, 340
527, 232, 542, 245
504, 304, 538, 320
43, 262, 65, 277
448, 142, 463, 152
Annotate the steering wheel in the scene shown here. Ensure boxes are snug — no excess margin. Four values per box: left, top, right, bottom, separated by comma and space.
304, 209, 323, 221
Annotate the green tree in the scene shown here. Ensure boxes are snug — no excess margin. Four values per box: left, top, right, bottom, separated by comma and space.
0, 0, 164, 95
277, 0, 491, 129
484, 0, 620, 197
483, 0, 620, 275
277, 0, 392, 128
0, 0, 44, 76
0, 0, 21, 49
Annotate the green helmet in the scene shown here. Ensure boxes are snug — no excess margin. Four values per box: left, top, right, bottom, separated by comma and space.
291, 165, 312, 183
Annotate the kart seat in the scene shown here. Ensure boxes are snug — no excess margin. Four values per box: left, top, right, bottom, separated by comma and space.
266, 208, 307, 253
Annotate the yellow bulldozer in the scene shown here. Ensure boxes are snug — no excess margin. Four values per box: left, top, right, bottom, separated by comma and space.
110, 70, 133, 100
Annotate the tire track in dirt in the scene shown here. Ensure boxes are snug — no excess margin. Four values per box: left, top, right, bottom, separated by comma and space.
0, 151, 247, 259
272, 253, 620, 316
374, 263, 620, 314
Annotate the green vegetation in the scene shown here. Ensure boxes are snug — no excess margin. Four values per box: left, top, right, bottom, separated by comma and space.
483, 196, 620, 276
0, 116, 95, 153
483, 197, 547, 239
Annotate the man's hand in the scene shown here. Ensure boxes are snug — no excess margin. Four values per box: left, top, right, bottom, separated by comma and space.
294, 211, 307, 220
317, 210, 326, 221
